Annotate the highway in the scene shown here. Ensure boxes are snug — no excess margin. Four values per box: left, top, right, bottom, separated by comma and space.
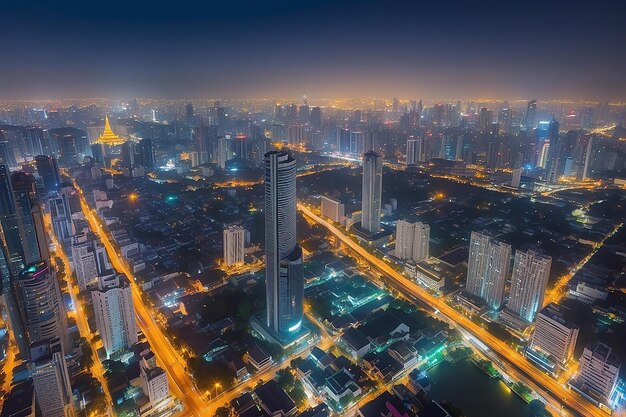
297, 203, 607, 417
70, 180, 207, 416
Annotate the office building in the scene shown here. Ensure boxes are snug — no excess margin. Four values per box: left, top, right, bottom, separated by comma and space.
11, 172, 49, 266
264, 151, 303, 335
574, 342, 620, 402
361, 151, 383, 234
320, 195, 345, 224
35, 155, 61, 193
71, 232, 111, 290
223, 225, 246, 266
91, 272, 138, 358
15, 261, 70, 356
394, 220, 429, 262
31, 350, 74, 417
545, 119, 561, 184
507, 250, 551, 322
466, 231, 511, 310
531, 303, 579, 365
525, 99, 537, 130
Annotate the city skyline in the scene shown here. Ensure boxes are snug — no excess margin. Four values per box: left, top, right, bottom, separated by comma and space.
1, 1, 626, 100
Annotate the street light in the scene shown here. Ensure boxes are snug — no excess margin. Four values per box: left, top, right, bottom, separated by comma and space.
214, 382, 221, 399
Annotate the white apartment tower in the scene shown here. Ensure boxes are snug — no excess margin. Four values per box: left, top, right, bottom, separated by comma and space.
507, 250, 551, 322
466, 231, 511, 310
395, 220, 430, 262
91, 272, 138, 358
223, 225, 246, 266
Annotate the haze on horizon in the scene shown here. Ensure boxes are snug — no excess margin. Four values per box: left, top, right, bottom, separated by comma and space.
1, 0, 625, 101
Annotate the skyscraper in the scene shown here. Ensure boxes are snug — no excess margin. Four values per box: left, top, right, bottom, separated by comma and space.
466, 231, 511, 310
406, 139, 421, 165
91, 272, 138, 358
361, 151, 383, 234
264, 151, 303, 335
14, 261, 70, 356
223, 225, 246, 266
35, 155, 61, 193
525, 99, 537, 131
0, 165, 24, 276
11, 172, 49, 267
30, 350, 74, 417
507, 250, 551, 322
395, 220, 430, 262
71, 231, 111, 290
545, 119, 561, 184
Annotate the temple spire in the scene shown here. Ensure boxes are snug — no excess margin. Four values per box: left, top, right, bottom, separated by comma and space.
96, 114, 125, 145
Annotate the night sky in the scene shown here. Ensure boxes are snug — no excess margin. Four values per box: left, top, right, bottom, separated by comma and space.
1, 0, 625, 100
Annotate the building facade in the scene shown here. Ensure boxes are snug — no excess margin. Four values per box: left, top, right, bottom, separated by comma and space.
361, 151, 383, 234
394, 220, 430, 262
223, 225, 246, 266
466, 231, 511, 310
264, 151, 304, 335
507, 250, 551, 322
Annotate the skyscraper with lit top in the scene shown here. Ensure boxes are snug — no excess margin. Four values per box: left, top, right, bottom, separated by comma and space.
264, 151, 303, 335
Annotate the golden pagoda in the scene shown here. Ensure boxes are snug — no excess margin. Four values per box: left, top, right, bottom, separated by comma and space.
96, 115, 125, 146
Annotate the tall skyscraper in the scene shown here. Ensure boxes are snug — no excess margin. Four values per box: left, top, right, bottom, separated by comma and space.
0, 165, 24, 276
466, 231, 511, 310
137, 138, 155, 170
11, 172, 49, 266
15, 261, 70, 356
30, 350, 74, 417
507, 250, 551, 322
525, 99, 537, 130
264, 151, 303, 335
406, 139, 421, 165
361, 151, 383, 234
223, 225, 246, 266
530, 303, 579, 366
91, 272, 138, 358
395, 220, 430, 262
545, 119, 561, 184
35, 155, 61, 193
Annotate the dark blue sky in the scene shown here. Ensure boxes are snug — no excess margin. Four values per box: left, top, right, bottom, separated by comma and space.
1, 0, 625, 100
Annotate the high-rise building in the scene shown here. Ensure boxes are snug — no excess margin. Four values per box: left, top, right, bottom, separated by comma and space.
320, 196, 345, 224
91, 272, 138, 358
525, 99, 537, 130
545, 119, 561, 184
223, 225, 246, 266
30, 350, 74, 417
511, 168, 522, 188
574, 342, 620, 402
349, 131, 363, 155
406, 138, 422, 165
264, 151, 303, 334
0, 165, 24, 275
120, 141, 136, 167
49, 127, 90, 167
71, 232, 111, 290
136, 138, 155, 169
466, 231, 511, 310
140, 351, 169, 406
394, 220, 430, 262
530, 303, 579, 365
15, 261, 70, 356
11, 172, 49, 267
35, 155, 61, 193
361, 151, 383, 234
507, 250, 551, 322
